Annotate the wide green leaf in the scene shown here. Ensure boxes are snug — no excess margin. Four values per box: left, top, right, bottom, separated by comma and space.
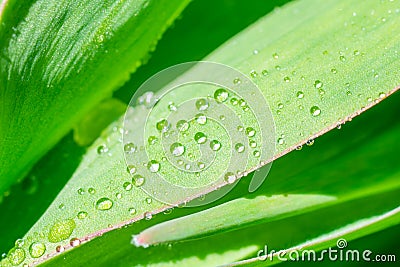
0, 0, 190, 195
2, 0, 400, 265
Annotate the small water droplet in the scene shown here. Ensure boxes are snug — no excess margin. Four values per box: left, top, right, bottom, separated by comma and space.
129, 208, 137, 215
346, 90, 352, 96
96, 198, 113, 211
310, 106, 321, 117
245, 127, 256, 137
235, 143, 245, 153
237, 126, 244, 132
249, 140, 257, 148
176, 120, 189, 132
144, 212, 153, 220
339, 55, 346, 62
156, 119, 170, 133
77, 188, 84, 195
195, 113, 207, 125
123, 182, 133, 191
97, 145, 108, 154
168, 102, 177, 111
277, 138, 285, 145
70, 238, 81, 247
250, 70, 257, 78
194, 132, 207, 144
314, 80, 323, 89
77, 211, 88, 219
331, 68, 337, 74
124, 142, 137, 153
115, 192, 122, 199
147, 160, 160, 173
253, 150, 261, 158
210, 140, 222, 151
170, 142, 185, 156
214, 88, 229, 103
296, 145, 303, 151
296, 91, 304, 99
230, 97, 238, 105
354, 50, 360, 56
219, 115, 226, 121
233, 78, 241, 85
224, 172, 236, 184
253, 49, 259, 55
195, 98, 209, 111
306, 139, 315, 146
379, 92, 386, 98
283, 76, 291, 82
29, 242, 46, 258
277, 103, 284, 109
262, 69, 269, 76
272, 52, 279, 59
56, 246, 64, 253
275, 65, 281, 71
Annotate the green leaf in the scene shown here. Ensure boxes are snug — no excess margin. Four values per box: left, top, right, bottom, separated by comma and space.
3, 0, 400, 265
0, 0, 190, 194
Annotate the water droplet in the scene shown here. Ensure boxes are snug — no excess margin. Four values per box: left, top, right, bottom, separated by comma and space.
296, 145, 303, 151
275, 65, 281, 71
331, 68, 337, 74
233, 78, 241, 85
147, 136, 158, 145
48, 219, 76, 243
253, 49, 259, 55
379, 92, 386, 98
272, 52, 279, 59
95, 198, 113, 211
194, 132, 207, 144
70, 238, 81, 247
367, 97, 373, 102
97, 145, 108, 154
176, 120, 189, 132
310, 106, 321, 117
277, 103, 284, 109
195, 113, 207, 125
219, 115, 226, 120
237, 126, 244, 132
346, 90, 352, 96
138, 91, 157, 108
262, 69, 269, 76
156, 119, 170, 133
253, 150, 261, 158
235, 143, 245, 153
147, 160, 160, 173
144, 212, 153, 220
214, 88, 229, 103
296, 91, 304, 99
339, 55, 346, 62
88, 187, 96, 194
124, 142, 137, 153
123, 182, 133, 191
250, 70, 257, 78
245, 127, 256, 137
168, 102, 177, 111
14, 239, 24, 248
55, 246, 64, 253
129, 208, 137, 215
145, 197, 152, 204
29, 242, 46, 258
277, 138, 285, 145
314, 80, 323, 89
170, 142, 185, 156
249, 140, 257, 148
224, 172, 236, 184
354, 50, 360, 56
116, 192, 122, 199
77, 211, 88, 219
306, 139, 315, 146
283, 76, 291, 82
238, 99, 247, 107
210, 140, 222, 151
318, 89, 325, 95
7, 248, 25, 265
195, 98, 209, 111
230, 98, 238, 105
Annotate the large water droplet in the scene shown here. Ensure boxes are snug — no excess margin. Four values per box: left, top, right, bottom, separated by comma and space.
210, 140, 222, 151
214, 88, 229, 103
310, 106, 321, 117
7, 247, 25, 265
95, 198, 113, 211
70, 238, 81, 247
195, 113, 207, 125
29, 242, 46, 258
195, 98, 209, 111
147, 160, 160, 173
48, 219, 76, 243
170, 143, 185, 156
194, 132, 207, 144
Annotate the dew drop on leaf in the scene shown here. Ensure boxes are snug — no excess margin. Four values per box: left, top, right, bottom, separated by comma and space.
170, 142, 185, 156
77, 211, 88, 220
233, 78, 241, 84
235, 143, 245, 153
245, 127, 256, 137
250, 70, 258, 78
194, 132, 207, 144
296, 91, 304, 99
132, 175, 145, 187
147, 160, 160, 173
48, 219, 76, 243
176, 120, 189, 132
124, 142, 137, 153
7, 247, 25, 265
69, 238, 81, 247
88, 188, 96, 195
97, 145, 108, 154
55, 246, 64, 253
95, 198, 113, 211
195, 98, 209, 111
123, 182, 133, 191
224, 172, 236, 184
214, 88, 229, 103
195, 113, 207, 125
29, 242, 46, 258
144, 212, 153, 220
310, 106, 321, 117
210, 140, 222, 151
156, 119, 170, 133
314, 80, 323, 89
148, 136, 158, 145
129, 208, 137, 215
